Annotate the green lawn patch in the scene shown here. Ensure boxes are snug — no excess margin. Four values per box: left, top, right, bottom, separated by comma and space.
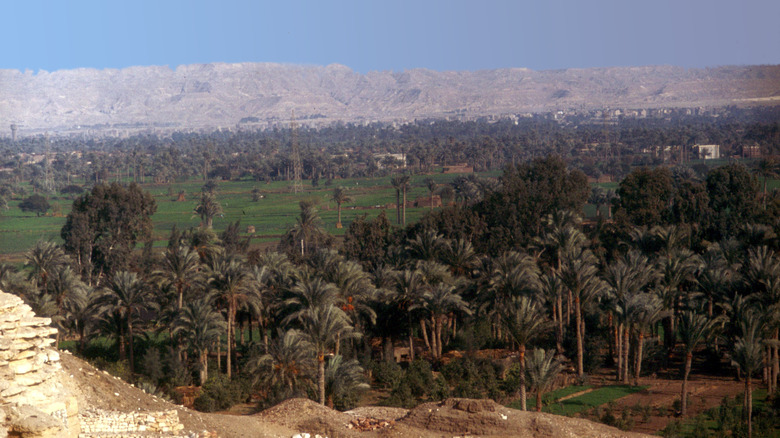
543, 385, 647, 416
508, 384, 592, 411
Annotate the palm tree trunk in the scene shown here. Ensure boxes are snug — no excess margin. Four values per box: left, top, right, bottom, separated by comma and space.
128, 320, 135, 375
436, 317, 443, 359
681, 353, 692, 416
616, 322, 623, 382
336, 204, 343, 229
226, 305, 233, 378
318, 355, 326, 405
402, 187, 407, 225
575, 296, 584, 377
556, 295, 564, 354
200, 350, 208, 385
536, 389, 542, 412
623, 326, 630, 384
635, 332, 644, 386
519, 345, 527, 411
746, 376, 753, 438
421, 319, 431, 353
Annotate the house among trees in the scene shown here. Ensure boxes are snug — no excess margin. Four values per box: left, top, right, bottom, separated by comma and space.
414, 194, 442, 208
694, 144, 720, 159
742, 144, 762, 158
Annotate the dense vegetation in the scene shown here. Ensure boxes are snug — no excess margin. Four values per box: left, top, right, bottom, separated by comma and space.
1, 110, 780, 436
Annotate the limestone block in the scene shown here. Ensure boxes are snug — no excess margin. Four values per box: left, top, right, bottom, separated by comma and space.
9, 358, 34, 374
5, 404, 66, 438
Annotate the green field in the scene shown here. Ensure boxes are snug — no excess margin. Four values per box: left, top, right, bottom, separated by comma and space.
0, 172, 468, 257
508, 385, 647, 415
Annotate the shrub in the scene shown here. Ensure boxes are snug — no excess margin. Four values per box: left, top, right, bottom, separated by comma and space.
193, 374, 250, 413
372, 360, 404, 389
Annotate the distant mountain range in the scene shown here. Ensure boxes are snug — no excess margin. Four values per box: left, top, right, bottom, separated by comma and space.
2, 63, 779, 137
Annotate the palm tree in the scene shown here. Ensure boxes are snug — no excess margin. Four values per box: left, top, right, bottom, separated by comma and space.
331, 187, 352, 229
632, 293, 667, 386
440, 238, 480, 278
731, 311, 766, 438
395, 175, 411, 225
325, 354, 370, 409
537, 273, 565, 353
194, 191, 222, 229
419, 283, 472, 359
101, 270, 149, 374
154, 245, 203, 310
560, 247, 607, 377
424, 177, 437, 211
394, 269, 425, 361
655, 249, 702, 349
173, 294, 225, 385
249, 329, 314, 399
60, 284, 101, 353
678, 311, 719, 416
526, 348, 564, 412
299, 304, 361, 405
282, 275, 339, 326
25, 240, 69, 295
288, 202, 329, 258
390, 175, 404, 225
754, 157, 778, 211
500, 296, 551, 411
47, 265, 86, 345
602, 250, 655, 383
207, 254, 249, 378
406, 230, 448, 262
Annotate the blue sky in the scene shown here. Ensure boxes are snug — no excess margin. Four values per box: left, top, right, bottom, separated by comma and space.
1, 0, 778, 73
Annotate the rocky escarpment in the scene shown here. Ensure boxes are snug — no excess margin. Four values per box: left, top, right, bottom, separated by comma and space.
2, 63, 779, 136
0, 292, 79, 437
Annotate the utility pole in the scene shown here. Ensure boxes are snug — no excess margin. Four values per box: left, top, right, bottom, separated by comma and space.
290, 110, 303, 194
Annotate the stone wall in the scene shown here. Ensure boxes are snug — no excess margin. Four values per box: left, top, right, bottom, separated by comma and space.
0, 291, 79, 437
79, 409, 184, 437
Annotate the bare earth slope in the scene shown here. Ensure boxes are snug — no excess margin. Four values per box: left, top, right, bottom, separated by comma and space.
2, 63, 779, 135
60, 351, 651, 438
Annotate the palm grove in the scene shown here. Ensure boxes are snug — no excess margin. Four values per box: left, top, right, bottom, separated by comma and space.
4, 153, 780, 435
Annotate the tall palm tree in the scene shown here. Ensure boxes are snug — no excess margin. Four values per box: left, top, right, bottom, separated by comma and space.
154, 245, 203, 310
560, 247, 607, 377
331, 187, 352, 229
60, 284, 101, 353
282, 275, 339, 326
419, 283, 472, 359
424, 177, 437, 211
678, 311, 720, 416
731, 311, 766, 438
299, 304, 360, 405
390, 175, 404, 225
632, 293, 667, 386
396, 175, 411, 225
100, 270, 149, 374
526, 348, 564, 412
500, 296, 551, 411
47, 265, 86, 345
288, 202, 328, 257
655, 249, 702, 349
173, 294, 225, 385
194, 191, 223, 229
249, 329, 314, 401
207, 254, 249, 378
754, 157, 778, 211
394, 269, 425, 361
537, 273, 565, 353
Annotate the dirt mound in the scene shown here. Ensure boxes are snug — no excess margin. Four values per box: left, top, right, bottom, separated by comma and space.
400, 398, 651, 438
257, 398, 355, 437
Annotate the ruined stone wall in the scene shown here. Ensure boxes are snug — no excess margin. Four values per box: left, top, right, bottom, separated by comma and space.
79, 409, 184, 436
0, 291, 79, 437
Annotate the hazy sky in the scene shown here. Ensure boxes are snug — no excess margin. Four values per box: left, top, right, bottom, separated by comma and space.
2, 0, 778, 73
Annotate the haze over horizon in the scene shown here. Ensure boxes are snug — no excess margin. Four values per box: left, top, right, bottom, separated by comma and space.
1, 0, 778, 74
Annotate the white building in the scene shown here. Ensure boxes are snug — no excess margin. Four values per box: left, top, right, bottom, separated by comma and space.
694, 144, 720, 160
